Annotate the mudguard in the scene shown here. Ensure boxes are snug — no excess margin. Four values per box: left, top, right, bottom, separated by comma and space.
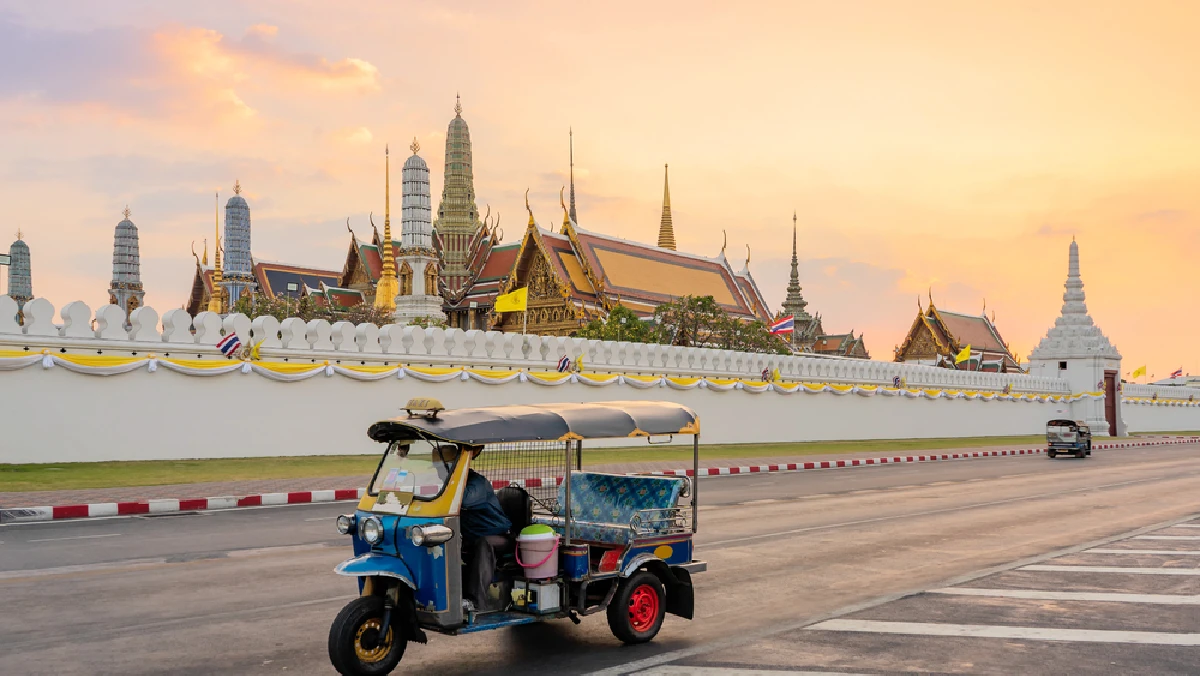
334, 553, 417, 589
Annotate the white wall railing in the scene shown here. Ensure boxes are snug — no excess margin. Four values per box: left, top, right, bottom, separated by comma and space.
0, 296, 1071, 393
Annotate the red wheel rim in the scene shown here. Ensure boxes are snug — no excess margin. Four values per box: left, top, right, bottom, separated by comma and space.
627, 583, 660, 632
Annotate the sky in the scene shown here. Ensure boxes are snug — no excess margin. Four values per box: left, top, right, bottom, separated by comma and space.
1, 1, 1197, 379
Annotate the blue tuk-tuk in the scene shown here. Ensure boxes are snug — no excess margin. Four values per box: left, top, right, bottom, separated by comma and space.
327, 399, 705, 675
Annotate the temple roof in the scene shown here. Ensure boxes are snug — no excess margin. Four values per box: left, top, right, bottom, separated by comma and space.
252, 260, 342, 298
933, 310, 1009, 355
896, 300, 1019, 369
569, 225, 768, 320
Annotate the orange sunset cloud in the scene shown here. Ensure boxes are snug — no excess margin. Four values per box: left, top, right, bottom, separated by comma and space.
0, 1, 1197, 380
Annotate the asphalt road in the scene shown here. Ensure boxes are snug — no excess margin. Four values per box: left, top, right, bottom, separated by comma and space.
2, 443, 1199, 675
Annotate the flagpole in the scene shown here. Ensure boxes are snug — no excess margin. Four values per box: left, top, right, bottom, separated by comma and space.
523, 309, 527, 335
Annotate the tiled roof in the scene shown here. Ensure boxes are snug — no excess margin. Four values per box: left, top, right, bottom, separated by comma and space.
324, 286, 364, 309
936, 310, 1008, 354
570, 227, 758, 318
253, 261, 342, 298
543, 232, 599, 302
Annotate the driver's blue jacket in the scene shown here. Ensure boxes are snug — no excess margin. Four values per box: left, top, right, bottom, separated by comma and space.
461, 469, 511, 540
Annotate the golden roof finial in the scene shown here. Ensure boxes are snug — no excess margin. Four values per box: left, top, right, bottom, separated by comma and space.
374, 145, 398, 312
202, 238, 208, 265
525, 188, 534, 226
455, 92, 462, 117
15, 228, 22, 241
122, 205, 131, 220
410, 137, 420, 155
209, 191, 224, 313
745, 244, 751, 267
560, 186, 570, 230
721, 229, 727, 255
233, 180, 241, 195
982, 298, 987, 316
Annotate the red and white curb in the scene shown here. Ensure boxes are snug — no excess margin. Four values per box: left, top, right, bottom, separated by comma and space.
3, 438, 1194, 524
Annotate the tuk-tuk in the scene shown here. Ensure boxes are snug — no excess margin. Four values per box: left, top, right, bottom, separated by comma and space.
327, 398, 705, 675
1046, 419, 1092, 459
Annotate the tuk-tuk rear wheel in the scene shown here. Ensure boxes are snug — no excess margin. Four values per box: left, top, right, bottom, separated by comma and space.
329, 595, 406, 676
607, 571, 666, 645
1047, 450, 1057, 459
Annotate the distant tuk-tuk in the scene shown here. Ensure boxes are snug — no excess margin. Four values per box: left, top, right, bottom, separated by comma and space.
327, 399, 705, 675
1046, 419, 1092, 459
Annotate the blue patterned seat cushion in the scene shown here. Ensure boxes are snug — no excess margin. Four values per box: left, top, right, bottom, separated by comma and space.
533, 473, 683, 544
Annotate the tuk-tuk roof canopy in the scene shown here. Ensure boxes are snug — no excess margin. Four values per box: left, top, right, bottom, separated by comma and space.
368, 401, 700, 445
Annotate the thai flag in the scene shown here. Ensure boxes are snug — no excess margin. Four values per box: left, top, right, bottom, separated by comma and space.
557, 355, 571, 372
1171, 368, 1183, 378
217, 332, 242, 356
769, 315, 795, 335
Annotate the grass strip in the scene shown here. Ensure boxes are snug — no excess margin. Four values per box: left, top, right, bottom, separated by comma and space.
0, 435, 1048, 493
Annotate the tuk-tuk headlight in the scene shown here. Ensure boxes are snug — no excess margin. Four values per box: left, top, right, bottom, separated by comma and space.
335, 514, 353, 535
411, 524, 453, 547
360, 516, 384, 545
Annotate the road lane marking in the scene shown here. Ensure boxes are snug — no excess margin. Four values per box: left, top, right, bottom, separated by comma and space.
1170, 523, 1200, 528
1021, 564, 1200, 575
634, 668, 872, 675
27, 533, 121, 543
806, 619, 1200, 645
587, 511, 1200, 676
742, 499, 782, 505
1135, 535, 1200, 540
928, 587, 1200, 604
1087, 549, 1200, 555
699, 477, 1159, 549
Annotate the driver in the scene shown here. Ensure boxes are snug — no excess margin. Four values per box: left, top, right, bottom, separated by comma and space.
433, 444, 511, 611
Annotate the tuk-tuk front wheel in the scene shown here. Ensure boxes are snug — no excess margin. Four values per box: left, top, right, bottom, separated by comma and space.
329, 596, 406, 676
607, 571, 666, 644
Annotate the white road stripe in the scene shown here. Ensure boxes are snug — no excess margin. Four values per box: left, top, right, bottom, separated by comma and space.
634, 668, 871, 676
742, 499, 782, 505
1170, 523, 1200, 528
807, 619, 1200, 645
1135, 535, 1200, 541
929, 587, 1200, 605
26, 533, 121, 543
1088, 549, 1200, 555
1021, 564, 1200, 576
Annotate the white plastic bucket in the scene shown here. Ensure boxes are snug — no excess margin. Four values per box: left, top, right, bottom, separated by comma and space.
516, 526, 560, 580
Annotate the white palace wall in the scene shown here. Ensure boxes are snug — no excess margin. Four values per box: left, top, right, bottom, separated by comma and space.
0, 297, 1197, 463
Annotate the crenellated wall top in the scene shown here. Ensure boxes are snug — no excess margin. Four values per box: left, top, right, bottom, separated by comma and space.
0, 297, 1072, 393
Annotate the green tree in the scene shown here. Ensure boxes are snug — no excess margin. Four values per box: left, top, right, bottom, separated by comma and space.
230, 292, 393, 326
652, 295, 724, 347
577, 304, 654, 343
407, 315, 449, 329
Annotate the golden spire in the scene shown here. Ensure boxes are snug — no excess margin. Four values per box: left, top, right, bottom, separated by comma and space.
374, 144, 398, 312
745, 244, 751, 268
410, 137, 420, 155
202, 238, 208, 266
657, 163, 676, 250
15, 228, 22, 241
455, 92, 462, 117
208, 191, 224, 313
560, 186, 570, 231
122, 205, 131, 220
233, 180, 242, 195
525, 188, 534, 226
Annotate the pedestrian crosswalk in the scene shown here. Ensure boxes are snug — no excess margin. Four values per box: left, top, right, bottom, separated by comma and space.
637, 513, 1200, 675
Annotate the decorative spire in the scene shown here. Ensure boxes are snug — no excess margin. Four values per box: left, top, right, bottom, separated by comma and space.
560, 186, 570, 232
721, 229, 727, 256
375, 144, 398, 312
202, 238, 208, 266
657, 164, 676, 250
15, 228, 22, 241
525, 188, 534, 226
744, 244, 751, 268
410, 137, 420, 155
781, 210, 810, 326
209, 192, 224, 313
122, 205, 131, 220
569, 128, 578, 224
233, 180, 242, 195
1030, 238, 1120, 359
455, 92, 462, 117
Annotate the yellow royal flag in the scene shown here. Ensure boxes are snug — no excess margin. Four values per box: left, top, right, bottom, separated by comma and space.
954, 344, 972, 364
771, 367, 781, 383
494, 287, 528, 313
1132, 365, 1147, 379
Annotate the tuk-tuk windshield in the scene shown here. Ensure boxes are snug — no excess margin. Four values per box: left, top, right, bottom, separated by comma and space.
369, 440, 461, 499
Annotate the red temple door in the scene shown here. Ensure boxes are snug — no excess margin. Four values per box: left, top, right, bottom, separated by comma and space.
1104, 371, 1118, 436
